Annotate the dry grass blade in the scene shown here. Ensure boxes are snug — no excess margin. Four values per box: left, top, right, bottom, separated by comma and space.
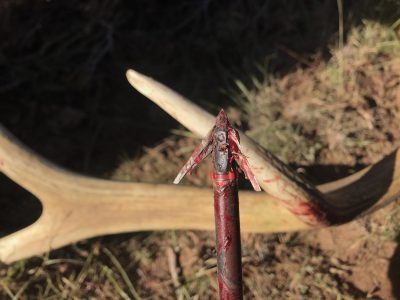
103, 248, 142, 300
101, 265, 131, 300
0, 281, 15, 298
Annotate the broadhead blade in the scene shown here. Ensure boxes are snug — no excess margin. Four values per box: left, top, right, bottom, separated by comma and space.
173, 156, 196, 184
228, 127, 261, 192
173, 128, 214, 184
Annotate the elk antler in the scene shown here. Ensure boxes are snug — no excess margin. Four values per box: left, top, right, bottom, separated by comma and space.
1, 69, 399, 263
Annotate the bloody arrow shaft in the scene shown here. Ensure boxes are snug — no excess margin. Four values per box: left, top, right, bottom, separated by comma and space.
213, 172, 243, 299
212, 122, 243, 300
174, 110, 258, 299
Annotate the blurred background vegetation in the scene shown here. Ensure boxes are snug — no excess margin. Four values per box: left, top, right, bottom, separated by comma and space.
1, 0, 400, 299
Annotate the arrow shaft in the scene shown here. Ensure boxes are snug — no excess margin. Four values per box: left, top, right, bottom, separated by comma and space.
213, 173, 243, 300
173, 110, 250, 299
211, 120, 243, 300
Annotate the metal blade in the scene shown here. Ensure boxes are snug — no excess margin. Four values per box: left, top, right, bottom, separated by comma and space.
173, 128, 214, 184
228, 127, 261, 191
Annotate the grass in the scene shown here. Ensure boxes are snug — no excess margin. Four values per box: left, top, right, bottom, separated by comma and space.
236, 20, 400, 171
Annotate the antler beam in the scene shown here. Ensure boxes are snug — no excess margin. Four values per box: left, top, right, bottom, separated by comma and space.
0, 124, 307, 263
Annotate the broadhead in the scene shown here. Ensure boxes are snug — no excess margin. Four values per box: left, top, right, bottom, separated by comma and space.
174, 108, 260, 191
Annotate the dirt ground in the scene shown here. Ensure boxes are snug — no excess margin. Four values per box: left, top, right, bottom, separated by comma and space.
1, 1, 400, 299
